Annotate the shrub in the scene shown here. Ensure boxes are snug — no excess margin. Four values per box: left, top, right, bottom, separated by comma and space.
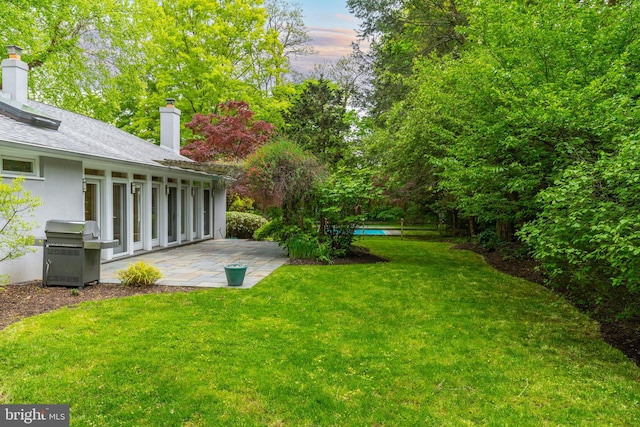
286, 234, 332, 263
117, 261, 163, 287
476, 229, 502, 252
228, 194, 255, 213
1, 175, 42, 285
226, 211, 268, 239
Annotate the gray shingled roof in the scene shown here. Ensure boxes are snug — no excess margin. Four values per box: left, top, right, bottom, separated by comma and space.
0, 94, 194, 169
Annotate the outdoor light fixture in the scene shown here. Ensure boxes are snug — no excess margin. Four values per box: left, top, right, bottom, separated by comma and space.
165, 185, 171, 195
165, 98, 176, 107
82, 179, 87, 193
6, 45, 22, 59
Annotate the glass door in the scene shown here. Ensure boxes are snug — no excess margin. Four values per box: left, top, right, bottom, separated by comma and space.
84, 181, 100, 222
152, 185, 159, 247
167, 187, 177, 243
203, 189, 211, 236
180, 187, 187, 241
113, 183, 127, 254
133, 184, 143, 251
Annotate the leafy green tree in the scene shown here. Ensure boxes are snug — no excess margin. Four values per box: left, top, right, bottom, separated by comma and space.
0, 0, 294, 141
0, 0, 140, 122
366, 0, 640, 238
347, 0, 466, 116
283, 79, 350, 167
0, 177, 42, 285
120, 0, 286, 141
317, 167, 384, 257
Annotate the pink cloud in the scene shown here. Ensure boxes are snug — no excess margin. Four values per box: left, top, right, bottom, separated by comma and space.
290, 26, 360, 71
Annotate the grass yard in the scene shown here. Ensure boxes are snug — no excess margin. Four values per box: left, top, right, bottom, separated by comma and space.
1, 238, 639, 426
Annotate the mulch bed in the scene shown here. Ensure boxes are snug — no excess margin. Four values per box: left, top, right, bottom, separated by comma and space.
1, 243, 638, 368
0, 282, 197, 331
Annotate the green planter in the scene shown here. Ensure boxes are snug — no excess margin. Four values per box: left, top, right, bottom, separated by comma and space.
224, 264, 248, 287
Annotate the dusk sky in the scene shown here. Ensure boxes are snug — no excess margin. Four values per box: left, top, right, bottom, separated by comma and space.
291, 0, 363, 72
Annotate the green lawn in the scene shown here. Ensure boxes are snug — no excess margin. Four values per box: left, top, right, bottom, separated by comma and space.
1, 238, 639, 426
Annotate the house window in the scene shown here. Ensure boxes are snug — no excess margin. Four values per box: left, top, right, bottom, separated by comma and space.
84, 168, 105, 177
2, 157, 35, 175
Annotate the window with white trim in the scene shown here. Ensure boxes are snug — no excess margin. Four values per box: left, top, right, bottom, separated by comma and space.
1, 156, 37, 176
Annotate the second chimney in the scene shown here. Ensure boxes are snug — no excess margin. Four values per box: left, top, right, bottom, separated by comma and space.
1, 45, 29, 103
159, 98, 181, 155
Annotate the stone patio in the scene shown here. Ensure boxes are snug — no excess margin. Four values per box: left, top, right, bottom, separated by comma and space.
100, 239, 288, 288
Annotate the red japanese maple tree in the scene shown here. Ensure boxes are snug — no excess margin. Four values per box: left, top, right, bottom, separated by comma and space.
181, 101, 276, 162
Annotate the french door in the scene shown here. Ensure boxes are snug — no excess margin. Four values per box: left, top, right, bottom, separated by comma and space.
112, 183, 127, 254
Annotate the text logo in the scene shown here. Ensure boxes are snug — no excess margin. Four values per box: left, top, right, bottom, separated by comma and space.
1, 405, 69, 427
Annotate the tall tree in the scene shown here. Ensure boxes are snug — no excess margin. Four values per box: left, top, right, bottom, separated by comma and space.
0, 0, 294, 142
0, 0, 140, 122
346, 0, 466, 116
283, 79, 350, 167
263, 0, 315, 90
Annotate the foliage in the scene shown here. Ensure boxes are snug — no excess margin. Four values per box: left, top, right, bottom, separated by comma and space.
519, 135, 640, 318
0, 0, 311, 139
264, 0, 315, 90
346, 0, 466, 116
244, 139, 326, 222
116, 261, 163, 287
285, 233, 331, 263
2, 239, 640, 425
367, 205, 405, 222
228, 194, 255, 213
317, 167, 384, 257
283, 79, 350, 167
0, 176, 42, 285
226, 211, 268, 239
0, 0, 142, 122
181, 101, 276, 162
476, 229, 502, 252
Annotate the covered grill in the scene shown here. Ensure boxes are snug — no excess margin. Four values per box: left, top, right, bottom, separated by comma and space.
41, 220, 118, 288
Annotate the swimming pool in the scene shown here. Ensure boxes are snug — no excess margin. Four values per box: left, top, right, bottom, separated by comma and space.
353, 229, 387, 235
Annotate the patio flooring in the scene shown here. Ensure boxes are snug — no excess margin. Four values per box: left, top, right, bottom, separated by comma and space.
100, 239, 288, 288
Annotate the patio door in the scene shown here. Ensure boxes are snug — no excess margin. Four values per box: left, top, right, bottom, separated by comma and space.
151, 185, 160, 247
84, 181, 100, 223
133, 184, 143, 251
167, 187, 178, 243
180, 187, 187, 241
203, 189, 211, 237
113, 183, 127, 254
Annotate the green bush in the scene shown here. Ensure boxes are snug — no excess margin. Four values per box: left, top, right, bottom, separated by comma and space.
117, 261, 163, 287
253, 220, 277, 241
228, 194, 255, 213
520, 137, 640, 318
226, 211, 268, 239
286, 234, 332, 263
476, 229, 502, 252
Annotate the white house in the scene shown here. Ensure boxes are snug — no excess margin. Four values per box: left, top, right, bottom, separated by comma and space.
0, 46, 229, 284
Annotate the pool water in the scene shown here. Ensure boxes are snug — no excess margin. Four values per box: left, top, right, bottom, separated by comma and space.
353, 229, 386, 235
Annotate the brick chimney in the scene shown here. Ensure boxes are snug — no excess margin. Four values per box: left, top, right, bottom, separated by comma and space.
1, 45, 28, 103
159, 98, 181, 154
